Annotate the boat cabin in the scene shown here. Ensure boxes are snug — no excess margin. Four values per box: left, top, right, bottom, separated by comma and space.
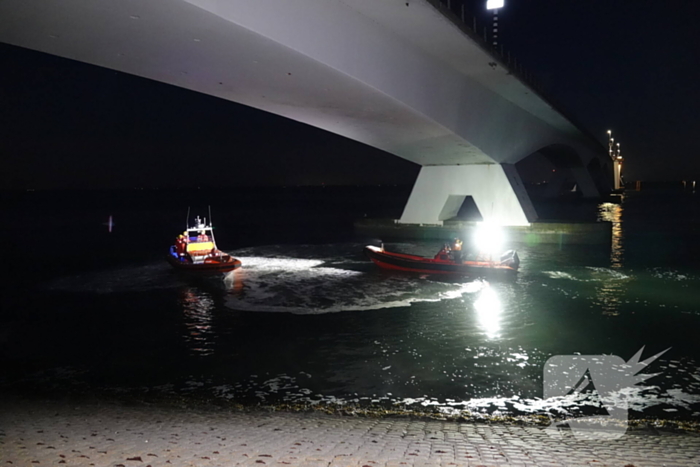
181, 217, 218, 258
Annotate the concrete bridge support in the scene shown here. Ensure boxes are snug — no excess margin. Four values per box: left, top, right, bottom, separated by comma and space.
399, 164, 537, 226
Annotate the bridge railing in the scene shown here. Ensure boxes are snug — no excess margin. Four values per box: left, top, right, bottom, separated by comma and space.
428, 0, 605, 150
430, 0, 545, 93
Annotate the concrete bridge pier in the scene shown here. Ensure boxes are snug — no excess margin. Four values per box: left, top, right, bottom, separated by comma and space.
399, 164, 537, 227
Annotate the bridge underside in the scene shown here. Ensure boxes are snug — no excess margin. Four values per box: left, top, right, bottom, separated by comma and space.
0, 0, 495, 166
0, 0, 608, 225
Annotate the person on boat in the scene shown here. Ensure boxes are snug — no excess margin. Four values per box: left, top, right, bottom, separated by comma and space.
451, 238, 463, 262
175, 235, 187, 256
435, 243, 451, 261
197, 231, 209, 242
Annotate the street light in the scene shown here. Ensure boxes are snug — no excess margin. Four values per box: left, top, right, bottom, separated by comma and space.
486, 0, 504, 48
614, 142, 623, 190
607, 130, 624, 190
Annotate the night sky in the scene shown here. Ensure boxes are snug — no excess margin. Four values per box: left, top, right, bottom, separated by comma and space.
1, 0, 699, 190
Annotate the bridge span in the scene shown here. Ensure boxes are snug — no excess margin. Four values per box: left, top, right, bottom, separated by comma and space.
0, 0, 610, 226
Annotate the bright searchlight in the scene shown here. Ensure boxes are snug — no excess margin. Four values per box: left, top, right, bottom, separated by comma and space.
474, 222, 505, 257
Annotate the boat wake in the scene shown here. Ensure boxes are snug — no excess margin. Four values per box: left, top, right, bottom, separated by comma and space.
224, 255, 484, 314
543, 267, 630, 282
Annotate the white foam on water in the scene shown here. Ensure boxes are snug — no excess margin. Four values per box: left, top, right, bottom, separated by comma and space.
542, 268, 634, 286
649, 268, 696, 282
663, 388, 700, 409
393, 387, 700, 417
585, 267, 631, 280
544, 268, 632, 282
89, 369, 700, 421
225, 256, 484, 314
543, 271, 586, 281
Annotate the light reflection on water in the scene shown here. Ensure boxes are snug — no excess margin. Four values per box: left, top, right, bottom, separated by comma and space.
180, 287, 216, 357
598, 201, 624, 268
474, 283, 502, 339
596, 201, 626, 315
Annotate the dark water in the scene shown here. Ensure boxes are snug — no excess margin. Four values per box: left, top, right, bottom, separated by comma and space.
1, 187, 699, 424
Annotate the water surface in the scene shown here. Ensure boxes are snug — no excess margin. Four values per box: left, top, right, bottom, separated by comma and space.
1, 188, 698, 424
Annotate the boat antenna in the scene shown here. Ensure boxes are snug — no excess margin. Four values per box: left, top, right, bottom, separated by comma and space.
208, 205, 217, 246
185, 206, 191, 230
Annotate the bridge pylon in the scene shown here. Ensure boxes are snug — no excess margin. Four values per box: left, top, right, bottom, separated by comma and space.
399, 164, 537, 227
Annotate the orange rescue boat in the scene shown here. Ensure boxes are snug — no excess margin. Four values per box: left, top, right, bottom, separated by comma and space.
167, 214, 241, 273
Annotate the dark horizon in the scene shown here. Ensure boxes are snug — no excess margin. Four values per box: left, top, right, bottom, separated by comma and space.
1, 179, 693, 195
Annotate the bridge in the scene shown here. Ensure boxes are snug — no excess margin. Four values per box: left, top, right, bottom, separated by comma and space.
0, 0, 610, 226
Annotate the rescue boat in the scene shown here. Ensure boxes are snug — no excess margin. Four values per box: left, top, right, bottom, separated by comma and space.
364, 244, 519, 277
167, 214, 241, 273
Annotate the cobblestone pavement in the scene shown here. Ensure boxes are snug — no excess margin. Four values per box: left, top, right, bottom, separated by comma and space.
1, 400, 699, 467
